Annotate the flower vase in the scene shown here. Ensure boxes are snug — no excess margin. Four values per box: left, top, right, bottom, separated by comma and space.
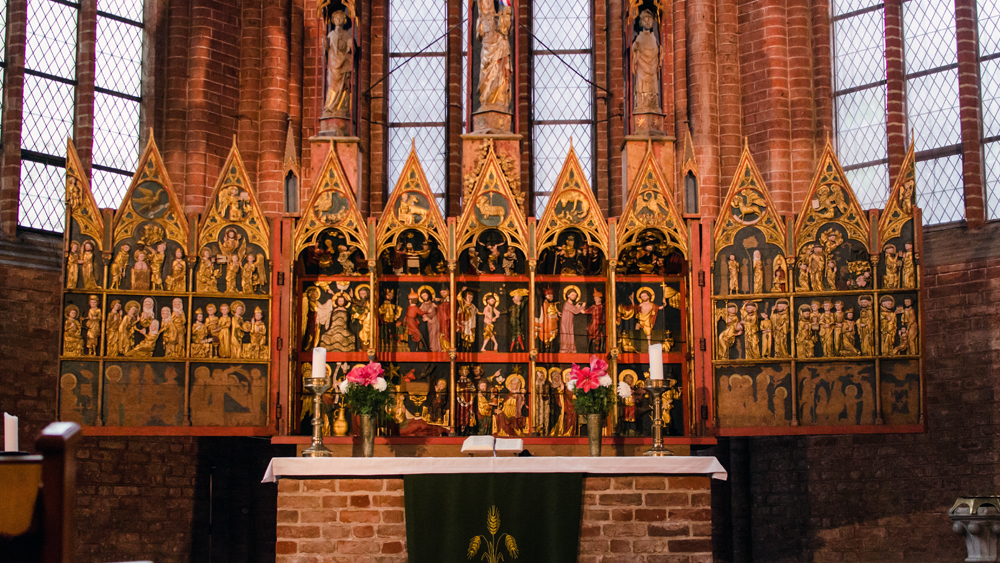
586, 413, 604, 457
360, 414, 376, 458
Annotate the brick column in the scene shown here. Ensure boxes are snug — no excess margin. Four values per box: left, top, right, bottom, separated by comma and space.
518, 0, 532, 207
183, 4, 215, 212
0, 0, 27, 236
885, 0, 908, 186
594, 0, 609, 212
716, 0, 742, 191
260, 0, 291, 216
238, 0, 262, 194
162, 0, 190, 202
687, 0, 721, 218
607, 0, 624, 217
446, 0, 463, 218
358, 0, 371, 214
811, 0, 834, 138
288, 0, 304, 211
369, 0, 387, 215
671, 0, 687, 176
302, 0, 321, 192
955, 0, 985, 228
74, 0, 97, 176
788, 0, 818, 199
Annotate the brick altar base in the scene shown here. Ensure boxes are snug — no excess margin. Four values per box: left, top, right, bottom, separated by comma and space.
275, 475, 712, 562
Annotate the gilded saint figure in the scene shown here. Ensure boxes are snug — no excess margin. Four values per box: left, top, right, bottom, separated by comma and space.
717, 303, 742, 359
631, 10, 661, 113
66, 241, 80, 290
231, 301, 247, 359
109, 244, 130, 290
165, 248, 187, 292
63, 305, 84, 356
476, 0, 512, 111
879, 296, 897, 355
377, 288, 402, 351
248, 307, 268, 359
85, 295, 102, 356
171, 298, 187, 357
131, 249, 151, 290
760, 312, 773, 358
196, 247, 221, 293
752, 250, 763, 294
190, 309, 212, 358
902, 297, 918, 354
148, 243, 166, 291
323, 11, 353, 118
883, 244, 901, 289
840, 309, 860, 356
771, 299, 790, 358
80, 240, 99, 289
818, 301, 835, 357
901, 242, 916, 288
858, 296, 875, 356
741, 301, 761, 359
727, 255, 740, 294
105, 300, 123, 357
795, 305, 815, 358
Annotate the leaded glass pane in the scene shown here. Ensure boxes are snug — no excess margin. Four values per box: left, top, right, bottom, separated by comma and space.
533, 0, 591, 50
833, 0, 882, 17
985, 141, 1000, 220
389, 0, 447, 53
93, 91, 140, 171
906, 68, 961, 149
25, 0, 78, 80
532, 54, 593, 121
979, 0, 1000, 57
18, 159, 66, 231
388, 55, 447, 123
388, 127, 447, 214
95, 16, 142, 96
97, 0, 142, 22
833, 9, 886, 91
21, 74, 74, 155
92, 169, 132, 210
532, 123, 593, 217
845, 164, 889, 211
835, 85, 888, 166
915, 155, 965, 225
903, 0, 957, 74
982, 58, 1000, 139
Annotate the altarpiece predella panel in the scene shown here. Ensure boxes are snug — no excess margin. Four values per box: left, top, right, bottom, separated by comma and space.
58, 139, 274, 429
711, 142, 924, 432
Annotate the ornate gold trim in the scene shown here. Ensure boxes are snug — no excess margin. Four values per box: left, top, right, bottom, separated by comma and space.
794, 140, 871, 256
535, 145, 609, 257
375, 143, 450, 258
712, 143, 785, 258
292, 145, 368, 259
617, 143, 688, 259
65, 138, 104, 249
456, 141, 529, 260
463, 138, 523, 213
198, 140, 272, 259
111, 135, 189, 253
878, 140, 916, 244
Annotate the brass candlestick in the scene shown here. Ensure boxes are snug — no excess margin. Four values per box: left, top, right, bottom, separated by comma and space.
643, 379, 673, 457
301, 377, 333, 457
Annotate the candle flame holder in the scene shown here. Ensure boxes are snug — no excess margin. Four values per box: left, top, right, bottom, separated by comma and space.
643, 379, 674, 457
301, 376, 333, 458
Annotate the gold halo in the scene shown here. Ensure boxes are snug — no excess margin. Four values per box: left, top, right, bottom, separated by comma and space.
305, 286, 321, 300
64, 304, 80, 317
619, 369, 638, 385
124, 300, 141, 314
231, 300, 246, 315
562, 285, 582, 301
548, 367, 563, 383
106, 365, 123, 383
482, 292, 499, 306
635, 286, 655, 301
354, 283, 371, 300
505, 373, 526, 392
60, 373, 77, 389
880, 295, 895, 309
562, 368, 573, 383
417, 285, 436, 300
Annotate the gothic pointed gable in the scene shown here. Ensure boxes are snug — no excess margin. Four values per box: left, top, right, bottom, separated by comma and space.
617, 144, 688, 258
293, 145, 368, 259
794, 140, 871, 256
712, 143, 785, 258
878, 140, 917, 243
536, 145, 608, 257
65, 138, 104, 250
111, 135, 189, 252
198, 142, 271, 259
455, 141, 529, 260
376, 144, 449, 256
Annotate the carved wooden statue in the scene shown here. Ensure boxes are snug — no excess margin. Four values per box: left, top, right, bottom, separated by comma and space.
477, 0, 512, 111
324, 10, 353, 118
631, 10, 660, 113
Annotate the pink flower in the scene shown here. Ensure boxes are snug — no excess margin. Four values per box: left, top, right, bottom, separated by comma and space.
569, 363, 601, 393
347, 362, 384, 387
589, 356, 608, 377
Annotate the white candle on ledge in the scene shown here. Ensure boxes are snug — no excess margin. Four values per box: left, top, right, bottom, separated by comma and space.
311, 347, 327, 379
648, 343, 664, 380
4, 412, 17, 452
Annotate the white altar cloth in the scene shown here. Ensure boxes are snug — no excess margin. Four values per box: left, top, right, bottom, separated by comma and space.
262, 456, 727, 482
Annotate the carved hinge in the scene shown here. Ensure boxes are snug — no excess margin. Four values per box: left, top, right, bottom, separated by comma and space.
697, 271, 705, 287
276, 403, 283, 421
701, 405, 709, 420
699, 338, 706, 352
276, 272, 285, 286
276, 337, 283, 351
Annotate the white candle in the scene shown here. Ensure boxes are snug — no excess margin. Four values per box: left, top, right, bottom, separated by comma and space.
4, 413, 17, 452
311, 348, 327, 379
648, 343, 664, 380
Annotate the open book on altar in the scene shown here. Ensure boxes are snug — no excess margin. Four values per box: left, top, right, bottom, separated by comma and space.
460, 436, 524, 456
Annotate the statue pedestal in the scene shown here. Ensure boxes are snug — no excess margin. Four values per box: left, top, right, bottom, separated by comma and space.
951, 497, 1000, 562
319, 114, 351, 137
461, 132, 524, 213
632, 111, 667, 136
307, 134, 362, 203
622, 134, 676, 197
472, 110, 512, 134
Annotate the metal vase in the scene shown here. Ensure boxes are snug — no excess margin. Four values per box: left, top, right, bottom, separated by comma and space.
586, 413, 604, 457
360, 414, 376, 458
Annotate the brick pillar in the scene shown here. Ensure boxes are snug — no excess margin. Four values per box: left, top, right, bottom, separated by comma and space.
687, 0, 721, 218
716, 0, 742, 191
260, 0, 291, 216
607, 0, 624, 217
162, 0, 190, 202
239, 0, 263, 195
518, 0, 532, 211
0, 0, 27, 236
811, 0, 834, 138
672, 0, 687, 184
288, 0, 304, 211
369, 0, 387, 215
358, 0, 371, 214
74, 0, 97, 176
594, 0, 609, 213
787, 0, 817, 200
446, 0, 463, 218
885, 0, 908, 186
302, 0, 321, 193
184, 4, 215, 212
659, 1, 674, 140
955, 0, 985, 228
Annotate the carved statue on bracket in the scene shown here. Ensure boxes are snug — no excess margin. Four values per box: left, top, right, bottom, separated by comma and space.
631, 9, 660, 113
477, 0, 512, 112
324, 10, 353, 118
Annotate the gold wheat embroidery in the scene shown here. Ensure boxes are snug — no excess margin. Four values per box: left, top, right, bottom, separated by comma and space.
467, 505, 519, 561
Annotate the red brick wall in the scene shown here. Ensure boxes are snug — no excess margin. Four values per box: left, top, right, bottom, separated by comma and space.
275, 475, 713, 562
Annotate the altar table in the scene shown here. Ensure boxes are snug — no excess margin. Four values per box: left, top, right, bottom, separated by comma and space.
268, 456, 725, 562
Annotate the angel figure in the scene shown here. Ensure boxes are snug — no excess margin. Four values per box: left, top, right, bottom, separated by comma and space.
218, 185, 247, 221
80, 240, 99, 289
814, 183, 848, 218
732, 190, 766, 222
65, 241, 81, 289
84, 295, 102, 356
63, 305, 84, 356
196, 247, 222, 293
148, 243, 166, 291
109, 243, 130, 290
242, 254, 265, 294
131, 249, 151, 290
337, 245, 357, 275
165, 248, 186, 292
480, 293, 500, 352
